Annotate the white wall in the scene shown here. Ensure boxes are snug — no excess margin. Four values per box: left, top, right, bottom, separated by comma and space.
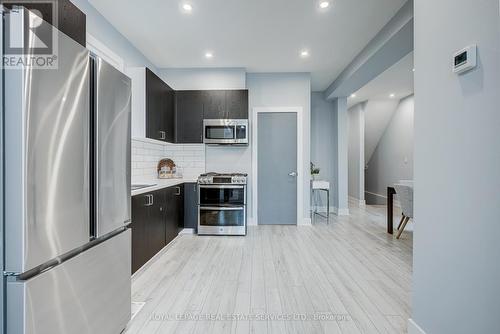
311, 92, 338, 208
247, 73, 311, 223
348, 103, 365, 201
131, 139, 205, 181
365, 95, 414, 204
412, 1, 500, 334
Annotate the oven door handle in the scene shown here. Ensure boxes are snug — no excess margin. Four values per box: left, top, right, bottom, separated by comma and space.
199, 206, 245, 211
198, 185, 245, 189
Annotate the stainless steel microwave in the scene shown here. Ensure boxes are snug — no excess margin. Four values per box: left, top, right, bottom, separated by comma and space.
203, 119, 249, 145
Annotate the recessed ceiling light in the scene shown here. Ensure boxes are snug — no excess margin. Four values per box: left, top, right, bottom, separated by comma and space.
205, 52, 213, 59
300, 50, 309, 58
389, 93, 395, 98
412, 68, 415, 72
182, 3, 193, 12
319, 1, 330, 9
350, 94, 356, 98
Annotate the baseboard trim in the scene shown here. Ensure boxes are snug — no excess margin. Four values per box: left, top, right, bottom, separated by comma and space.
349, 196, 366, 207
178, 228, 195, 235
247, 217, 257, 226
365, 191, 401, 208
336, 208, 350, 216
365, 190, 386, 199
299, 217, 312, 226
132, 234, 182, 279
408, 319, 426, 334
312, 205, 336, 214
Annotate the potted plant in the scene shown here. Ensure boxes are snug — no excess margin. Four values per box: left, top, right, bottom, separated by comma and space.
310, 162, 320, 180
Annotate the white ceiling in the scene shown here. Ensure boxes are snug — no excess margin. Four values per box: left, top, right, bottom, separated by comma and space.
88, 0, 407, 91
348, 51, 414, 108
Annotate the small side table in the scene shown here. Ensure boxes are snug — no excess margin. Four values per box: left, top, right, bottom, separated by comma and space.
311, 180, 330, 223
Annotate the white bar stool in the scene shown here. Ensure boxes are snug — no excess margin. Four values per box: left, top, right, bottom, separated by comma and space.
311, 180, 330, 223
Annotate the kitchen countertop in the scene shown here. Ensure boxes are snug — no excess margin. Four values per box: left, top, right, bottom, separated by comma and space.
131, 178, 198, 196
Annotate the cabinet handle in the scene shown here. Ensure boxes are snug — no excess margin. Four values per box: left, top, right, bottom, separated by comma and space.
144, 194, 153, 207
175, 186, 181, 196
159, 131, 166, 140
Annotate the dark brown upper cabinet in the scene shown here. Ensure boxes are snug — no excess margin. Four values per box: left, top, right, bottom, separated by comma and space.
6, 0, 86, 47
203, 90, 226, 119
175, 91, 204, 144
145, 68, 175, 143
203, 90, 248, 119
225, 90, 249, 119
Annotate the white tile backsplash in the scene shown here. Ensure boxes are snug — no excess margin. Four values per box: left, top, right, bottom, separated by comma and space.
132, 138, 205, 181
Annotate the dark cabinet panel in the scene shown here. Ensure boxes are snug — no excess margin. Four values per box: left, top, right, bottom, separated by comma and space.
146, 68, 166, 141
58, 0, 86, 46
131, 185, 184, 274
174, 89, 248, 143
225, 90, 248, 119
202, 90, 248, 119
166, 185, 184, 244
6, 0, 86, 46
164, 87, 175, 142
175, 91, 204, 143
203, 90, 226, 119
148, 190, 167, 259
183, 183, 198, 231
131, 190, 166, 274
145, 68, 175, 143
131, 194, 149, 274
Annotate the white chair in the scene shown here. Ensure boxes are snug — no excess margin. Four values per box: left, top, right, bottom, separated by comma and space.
393, 184, 413, 239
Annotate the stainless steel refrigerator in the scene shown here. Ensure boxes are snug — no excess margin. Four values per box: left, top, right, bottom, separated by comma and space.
2, 8, 132, 334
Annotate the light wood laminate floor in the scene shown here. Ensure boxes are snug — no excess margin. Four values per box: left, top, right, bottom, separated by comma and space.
125, 204, 413, 334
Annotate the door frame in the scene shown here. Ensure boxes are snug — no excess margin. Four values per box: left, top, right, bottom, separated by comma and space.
252, 107, 304, 226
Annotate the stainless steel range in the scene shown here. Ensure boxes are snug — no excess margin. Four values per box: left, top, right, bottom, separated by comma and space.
198, 173, 247, 236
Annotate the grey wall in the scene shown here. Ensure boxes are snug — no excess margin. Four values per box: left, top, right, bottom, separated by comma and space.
348, 103, 365, 201
412, 1, 500, 334
364, 99, 399, 163
71, 0, 158, 71
247, 73, 311, 223
332, 97, 349, 214
311, 92, 337, 208
159, 68, 246, 90
365, 95, 414, 204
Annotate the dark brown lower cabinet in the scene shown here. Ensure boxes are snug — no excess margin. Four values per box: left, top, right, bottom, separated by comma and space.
183, 183, 198, 231
131, 185, 185, 274
166, 184, 184, 244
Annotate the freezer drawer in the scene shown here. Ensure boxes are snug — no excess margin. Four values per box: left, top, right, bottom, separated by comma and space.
6, 229, 131, 334
4, 9, 90, 273
95, 58, 132, 237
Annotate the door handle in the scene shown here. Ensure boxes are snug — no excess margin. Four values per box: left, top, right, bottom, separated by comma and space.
159, 131, 166, 140
288, 171, 298, 177
175, 186, 181, 196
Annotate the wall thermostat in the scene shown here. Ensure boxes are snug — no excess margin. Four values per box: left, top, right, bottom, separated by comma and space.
453, 44, 477, 74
